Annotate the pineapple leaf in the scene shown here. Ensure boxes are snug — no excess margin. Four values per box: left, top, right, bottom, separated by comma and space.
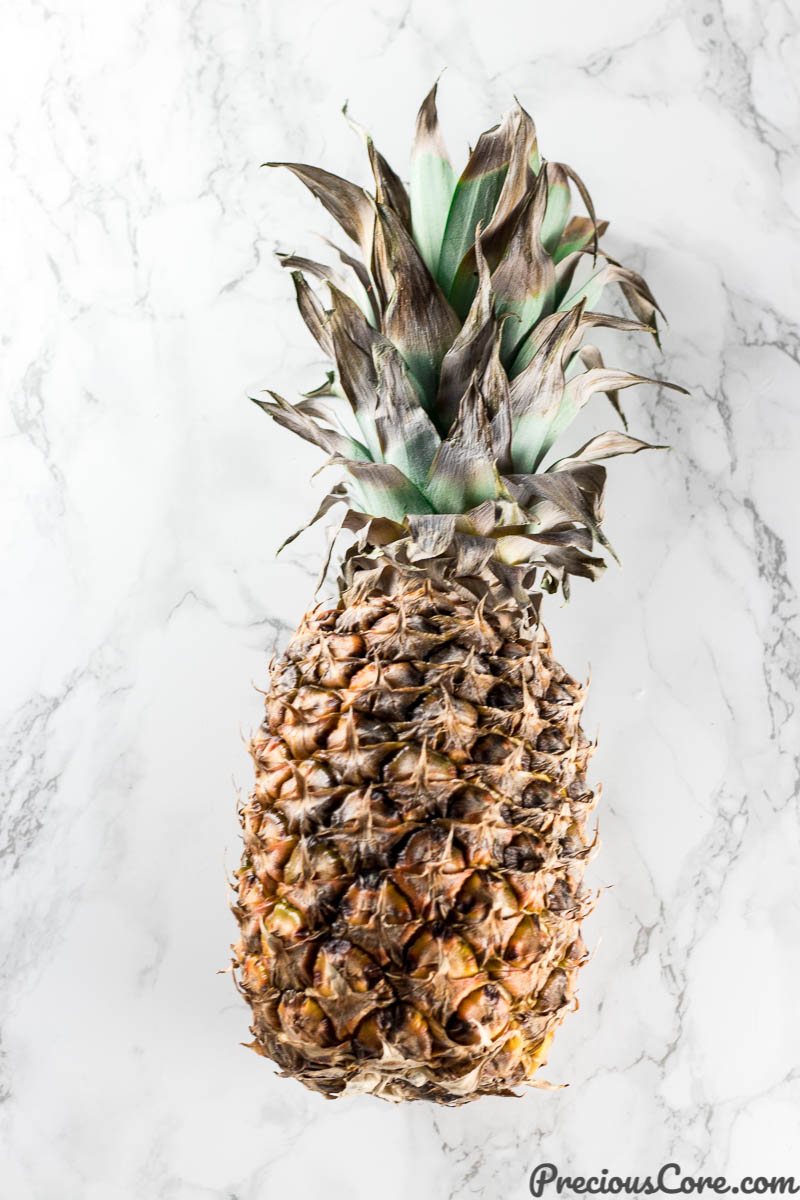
449, 532, 498, 576
253, 392, 371, 461
372, 341, 441, 491
504, 469, 616, 561
492, 167, 555, 366
436, 230, 495, 435
277, 251, 348, 292
369, 142, 413, 234
298, 376, 336, 402
480, 101, 539, 269
463, 498, 506, 537
319, 237, 381, 325
555, 163, 599, 259
289, 270, 334, 359
483, 321, 514, 474
410, 82, 456, 277
425, 374, 498, 512
405, 512, 458, 558
540, 545, 607, 594
536, 368, 688, 469
280, 245, 376, 329
571, 344, 627, 427
512, 306, 654, 378
276, 484, 348, 554
549, 430, 665, 471
372, 202, 460, 411
554, 216, 609, 264
559, 257, 664, 345
449, 101, 539, 314
436, 108, 516, 307
343, 102, 413, 233
342, 509, 408, 546
258, 87, 685, 596
508, 304, 585, 472
540, 163, 572, 258
337, 460, 434, 521
551, 248, 586, 312
326, 283, 383, 458
266, 162, 374, 263
294, 395, 337, 418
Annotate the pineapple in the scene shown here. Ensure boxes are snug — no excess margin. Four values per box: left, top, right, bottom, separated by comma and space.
232, 84, 685, 1105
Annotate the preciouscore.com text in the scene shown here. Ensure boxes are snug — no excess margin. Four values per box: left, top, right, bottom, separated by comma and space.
529, 1164, 800, 1197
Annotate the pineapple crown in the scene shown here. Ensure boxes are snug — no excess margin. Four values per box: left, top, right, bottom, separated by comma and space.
255, 83, 686, 602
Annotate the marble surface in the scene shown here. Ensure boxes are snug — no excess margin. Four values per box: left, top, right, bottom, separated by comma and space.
3, 0, 800, 1196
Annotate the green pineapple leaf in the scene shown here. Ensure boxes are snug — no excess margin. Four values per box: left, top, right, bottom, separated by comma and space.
338, 460, 434, 520
492, 168, 556, 366
554, 216, 609, 264
436, 230, 496, 435
540, 163, 572, 257
372, 341, 441, 491
535, 368, 688, 469
326, 283, 383, 458
252, 392, 371, 462
436, 108, 516, 308
449, 102, 539, 315
372, 201, 460, 411
425, 374, 498, 511
559, 257, 663, 346
508, 304, 585, 472
410, 82, 456, 278
257, 85, 686, 600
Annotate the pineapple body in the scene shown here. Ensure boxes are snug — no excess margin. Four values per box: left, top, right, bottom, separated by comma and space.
234, 575, 596, 1103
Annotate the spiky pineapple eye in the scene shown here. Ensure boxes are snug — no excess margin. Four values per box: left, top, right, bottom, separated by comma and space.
379, 880, 414, 924
278, 993, 336, 1048
536, 969, 570, 1014
325, 714, 392, 750
446, 786, 492, 823
282, 840, 344, 884
384, 744, 456, 782
450, 984, 512, 1043
338, 879, 378, 927
290, 687, 340, 720
395, 827, 464, 870
404, 928, 478, 980
471, 732, 515, 763
313, 940, 382, 995
506, 915, 545, 963
266, 900, 306, 939
279, 761, 334, 797
328, 633, 366, 660
353, 1010, 386, 1053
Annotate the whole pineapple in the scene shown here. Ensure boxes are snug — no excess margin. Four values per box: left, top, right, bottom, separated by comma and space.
233, 85, 684, 1104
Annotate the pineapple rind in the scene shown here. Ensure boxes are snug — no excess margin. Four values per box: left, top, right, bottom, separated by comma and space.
234, 572, 596, 1104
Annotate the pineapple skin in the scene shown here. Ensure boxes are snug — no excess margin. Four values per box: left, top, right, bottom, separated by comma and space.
233, 574, 597, 1104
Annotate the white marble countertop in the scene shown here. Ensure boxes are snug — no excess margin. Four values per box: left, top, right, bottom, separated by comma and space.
3, 1, 800, 1196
